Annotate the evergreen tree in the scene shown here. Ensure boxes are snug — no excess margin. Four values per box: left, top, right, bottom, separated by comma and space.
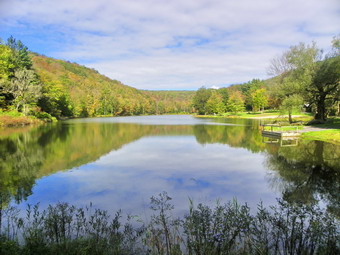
6, 36, 32, 71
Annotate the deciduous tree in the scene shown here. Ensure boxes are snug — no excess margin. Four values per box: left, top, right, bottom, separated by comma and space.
206, 91, 225, 115
226, 90, 245, 113
192, 87, 212, 115
268, 42, 321, 122
6, 69, 41, 114
251, 88, 268, 112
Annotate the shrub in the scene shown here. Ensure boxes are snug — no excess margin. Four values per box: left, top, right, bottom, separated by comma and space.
0, 195, 339, 254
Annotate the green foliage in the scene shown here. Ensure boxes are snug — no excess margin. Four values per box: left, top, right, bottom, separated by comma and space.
31, 111, 56, 122
143, 90, 195, 114
311, 56, 340, 120
226, 90, 245, 113
193, 87, 246, 115
241, 79, 264, 110
206, 91, 225, 115
0, 45, 15, 82
280, 94, 303, 123
329, 35, 340, 57
1, 37, 36, 111
192, 87, 212, 115
286, 42, 321, 71
217, 87, 229, 106
38, 84, 73, 117
250, 88, 268, 112
33, 55, 194, 118
268, 39, 339, 121
6, 36, 32, 71
5, 68, 41, 114
1, 36, 195, 119
0, 109, 23, 117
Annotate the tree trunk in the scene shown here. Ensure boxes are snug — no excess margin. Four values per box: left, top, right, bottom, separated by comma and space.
288, 111, 293, 124
314, 94, 326, 121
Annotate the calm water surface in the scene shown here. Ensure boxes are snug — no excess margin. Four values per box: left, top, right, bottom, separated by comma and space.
1, 115, 339, 216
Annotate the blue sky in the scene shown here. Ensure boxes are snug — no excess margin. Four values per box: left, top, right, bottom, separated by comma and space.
0, 0, 339, 90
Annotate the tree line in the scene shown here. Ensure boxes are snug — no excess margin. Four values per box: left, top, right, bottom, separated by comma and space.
193, 79, 268, 115
192, 37, 340, 122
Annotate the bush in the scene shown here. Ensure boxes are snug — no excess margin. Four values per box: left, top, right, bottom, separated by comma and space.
31, 111, 56, 122
0, 110, 23, 117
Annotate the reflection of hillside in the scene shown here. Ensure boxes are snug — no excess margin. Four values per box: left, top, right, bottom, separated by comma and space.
0, 123, 198, 205
0, 123, 143, 206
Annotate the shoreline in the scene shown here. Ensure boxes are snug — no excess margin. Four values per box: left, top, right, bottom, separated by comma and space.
195, 114, 340, 144
194, 113, 311, 120
1, 113, 339, 144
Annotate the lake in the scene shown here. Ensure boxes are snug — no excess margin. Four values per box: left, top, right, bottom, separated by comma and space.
0, 115, 339, 217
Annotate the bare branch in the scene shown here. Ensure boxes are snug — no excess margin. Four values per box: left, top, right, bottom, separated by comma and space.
267, 52, 292, 76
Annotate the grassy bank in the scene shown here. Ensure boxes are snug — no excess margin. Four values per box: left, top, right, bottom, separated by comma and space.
302, 130, 340, 144
0, 193, 339, 255
302, 118, 340, 144
195, 113, 340, 143
195, 111, 313, 121
0, 115, 41, 127
0, 110, 56, 127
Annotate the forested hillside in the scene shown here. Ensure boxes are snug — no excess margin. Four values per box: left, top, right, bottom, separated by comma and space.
33, 54, 194, 117
143, 90, 195, 114
0, 36, 194, 121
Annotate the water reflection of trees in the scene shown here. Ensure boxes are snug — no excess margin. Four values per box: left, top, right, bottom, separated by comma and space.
193, 123, 340, 216
0, 121, 339, 215
0, 123, 196, 206
265, 140, 340, 217
0, 123, 149, 207
193, 124, 265, 153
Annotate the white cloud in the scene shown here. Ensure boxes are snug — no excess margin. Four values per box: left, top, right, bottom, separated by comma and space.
21, 135, 278, 215
1, 0, 339, 89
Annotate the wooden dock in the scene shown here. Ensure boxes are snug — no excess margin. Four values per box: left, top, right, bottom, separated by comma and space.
260, 124, 301, 138
262, 130, 301, 138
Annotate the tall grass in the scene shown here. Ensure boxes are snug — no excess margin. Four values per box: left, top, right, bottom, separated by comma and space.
0, 193, 339, 255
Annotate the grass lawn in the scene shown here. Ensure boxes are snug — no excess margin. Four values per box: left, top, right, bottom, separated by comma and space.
195, 113, 339, 144
302, 130, 340, 144
308, 117, 340, 129
302, 117, 340, 144
262, 125, 304, 132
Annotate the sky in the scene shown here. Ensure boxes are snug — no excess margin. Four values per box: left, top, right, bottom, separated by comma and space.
0, 0, 339, 90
